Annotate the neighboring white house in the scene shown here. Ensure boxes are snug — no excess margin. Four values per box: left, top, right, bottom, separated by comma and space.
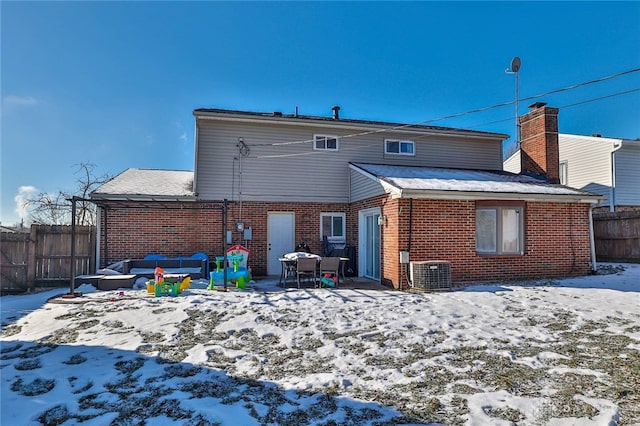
504, 134, 640, 211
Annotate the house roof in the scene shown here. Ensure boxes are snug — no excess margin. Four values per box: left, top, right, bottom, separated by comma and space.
91, 168, 195, 201
0, 225, 27, 233
351, 163, 602, 203
193, 108, 509, 140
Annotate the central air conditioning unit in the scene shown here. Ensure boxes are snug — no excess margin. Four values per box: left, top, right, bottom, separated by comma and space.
410, 261, 452, 291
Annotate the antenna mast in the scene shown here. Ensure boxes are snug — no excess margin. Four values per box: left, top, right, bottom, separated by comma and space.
505, 57, 521, 148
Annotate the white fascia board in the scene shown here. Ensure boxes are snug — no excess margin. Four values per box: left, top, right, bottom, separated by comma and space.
398, 189, 603, 203
195, 113, 507, 142
91, 195, 197, 202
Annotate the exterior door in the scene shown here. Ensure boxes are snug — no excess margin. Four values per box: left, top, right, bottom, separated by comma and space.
358, 208, 381, 280
267, 212, 295, 275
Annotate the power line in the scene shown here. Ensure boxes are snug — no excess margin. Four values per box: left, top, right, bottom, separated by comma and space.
246, 67, 640, 149
400, 68, 640, 126
467, 87, 640, 130
559, 87, 640, 109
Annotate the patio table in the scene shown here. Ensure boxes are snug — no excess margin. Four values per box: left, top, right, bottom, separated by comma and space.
277, 254, 349, 287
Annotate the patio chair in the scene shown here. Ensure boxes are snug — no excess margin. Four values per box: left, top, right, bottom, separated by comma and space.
280, 257, 297, 287
296, 257, 318, 289
319, 257, 341, 288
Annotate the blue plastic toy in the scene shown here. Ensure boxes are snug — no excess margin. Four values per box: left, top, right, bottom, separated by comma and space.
209, 254, 251, 289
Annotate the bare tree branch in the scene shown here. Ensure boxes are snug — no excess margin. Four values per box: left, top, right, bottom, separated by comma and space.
25, 163, 112, 225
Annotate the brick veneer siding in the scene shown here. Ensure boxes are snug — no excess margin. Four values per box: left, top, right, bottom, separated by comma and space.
519, 105, 560, 183
98, 200, 350, 276
99, 197, 592, 286
223, 201, 350, 276
97, 202, 222, 268
375, 198, 592, 288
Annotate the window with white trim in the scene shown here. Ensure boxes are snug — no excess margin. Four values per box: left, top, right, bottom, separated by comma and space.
559, 161, 568, 185
314, 135, 339, 151
320, 213, 345, 242
476, 206, 524, 254
385, 139, 415, 155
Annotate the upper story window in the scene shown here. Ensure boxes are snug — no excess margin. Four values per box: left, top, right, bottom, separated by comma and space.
476, 204, 524, 255
320, 213, 345, 242
314, 135, 339, 151
385, 139, 415, 156
559, 161, 568, 185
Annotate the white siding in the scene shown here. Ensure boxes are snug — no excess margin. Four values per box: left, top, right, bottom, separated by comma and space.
503, 151, 521, 173
558, 134, 617, 205
195, 119, 504, 202
613, 144, 640, 206
503, 134, 639, 207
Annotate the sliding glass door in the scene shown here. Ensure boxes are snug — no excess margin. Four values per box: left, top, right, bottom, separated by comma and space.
359, 208, 381, 280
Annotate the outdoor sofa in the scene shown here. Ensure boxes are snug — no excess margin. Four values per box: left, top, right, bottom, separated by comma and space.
122, 256, 208, 279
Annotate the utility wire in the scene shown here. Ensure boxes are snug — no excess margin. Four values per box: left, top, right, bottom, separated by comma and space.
251, 87, 639, 159
558, 87, 640, 109
396, 67, 640, 126
466, 87, 640, 130
247, 67, 640, 148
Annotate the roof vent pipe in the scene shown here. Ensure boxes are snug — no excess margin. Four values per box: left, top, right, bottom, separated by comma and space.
332, 105, 340, 119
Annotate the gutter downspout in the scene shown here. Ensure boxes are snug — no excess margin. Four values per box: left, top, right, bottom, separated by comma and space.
95, 207, 101, 272
193, 119, 200, 195
103, 207, 108, 268
609, 141, 623, 212
588, 204, 597, 274
404, 198, 414, 290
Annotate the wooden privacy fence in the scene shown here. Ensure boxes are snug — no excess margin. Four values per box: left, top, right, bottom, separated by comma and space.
1, 225, 95, 293
593, 211, 640, 263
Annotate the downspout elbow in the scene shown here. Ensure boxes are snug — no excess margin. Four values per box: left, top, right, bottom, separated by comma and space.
609, 142, 623, 212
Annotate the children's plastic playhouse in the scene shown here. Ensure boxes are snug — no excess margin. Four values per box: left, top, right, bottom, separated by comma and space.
209, 245, 252, 289
146, 267, 191, 297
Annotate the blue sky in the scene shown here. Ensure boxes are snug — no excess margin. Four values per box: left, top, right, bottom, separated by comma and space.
2, 1, 639, 226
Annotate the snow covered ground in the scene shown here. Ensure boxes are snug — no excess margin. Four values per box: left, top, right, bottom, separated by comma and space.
1, 263, 639, 425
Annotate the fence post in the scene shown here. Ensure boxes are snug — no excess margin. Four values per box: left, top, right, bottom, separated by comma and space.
26, 225, 37, 292
89, 226, 95, 273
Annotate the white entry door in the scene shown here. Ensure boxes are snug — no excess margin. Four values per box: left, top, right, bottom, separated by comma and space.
358, 208, 381, 280
267, 212, 295, 275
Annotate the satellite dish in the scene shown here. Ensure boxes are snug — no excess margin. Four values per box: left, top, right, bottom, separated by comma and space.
510, 57, 521, 73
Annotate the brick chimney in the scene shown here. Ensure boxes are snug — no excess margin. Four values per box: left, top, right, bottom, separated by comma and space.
518, 102, 560, 183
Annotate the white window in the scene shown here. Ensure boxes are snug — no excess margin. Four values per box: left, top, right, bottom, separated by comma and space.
320, 213, 345, 241
314, 135, 339, 151
559, 161, 568, 185
476, 206, 524, 254
385, 139, 415, 156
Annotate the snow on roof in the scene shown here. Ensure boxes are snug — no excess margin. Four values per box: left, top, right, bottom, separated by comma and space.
91, 168, 195, 199
351, 163, 601, 200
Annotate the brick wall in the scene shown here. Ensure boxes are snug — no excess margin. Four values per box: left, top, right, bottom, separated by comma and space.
100, 198, 593, 286
519, 103, 560, 183
378, 199, 592, 288
98, 202, 222, 267
224, 201, 350, 276
99, 200, 349, 276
